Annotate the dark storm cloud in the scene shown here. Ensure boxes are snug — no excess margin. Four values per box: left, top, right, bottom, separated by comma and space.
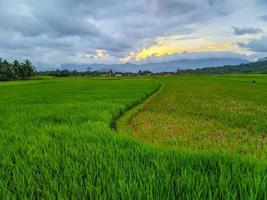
0, 0, 265, 67
238, 36, 267, 52
0, 0, 101, 37
233, 27, 263, 35
149, 0, 235, 18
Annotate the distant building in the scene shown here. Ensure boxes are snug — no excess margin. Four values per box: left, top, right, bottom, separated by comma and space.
115, 74, 122, 77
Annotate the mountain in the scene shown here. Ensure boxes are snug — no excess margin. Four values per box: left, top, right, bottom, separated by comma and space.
61, 57, 249, 73
176, 60, 267, 74
258, 57, 267, 62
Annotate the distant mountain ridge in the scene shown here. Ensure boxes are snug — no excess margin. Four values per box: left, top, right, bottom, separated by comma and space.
61, 57, 249, 73
176, 60, 267, 74
258, 57, 267, 62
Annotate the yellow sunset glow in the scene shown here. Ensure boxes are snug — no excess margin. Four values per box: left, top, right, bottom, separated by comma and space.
96, 49, 108, 59
121, 36, 236, 63
135, 45, 180, 61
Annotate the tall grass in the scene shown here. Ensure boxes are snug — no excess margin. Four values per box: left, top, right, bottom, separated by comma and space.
0, 77, 266, 199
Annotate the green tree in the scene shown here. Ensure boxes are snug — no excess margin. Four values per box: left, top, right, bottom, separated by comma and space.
21, 59, 35, 79
0, 58, 36, 81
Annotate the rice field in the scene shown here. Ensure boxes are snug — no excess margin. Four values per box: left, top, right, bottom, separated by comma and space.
131, 75, 267, 159
0, 76, 266, 199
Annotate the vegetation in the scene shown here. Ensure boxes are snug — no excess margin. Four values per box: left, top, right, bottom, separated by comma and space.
176, 60, 267, 74
0, 58, 36, 81
36, 69, 141, 77
37, 69, 101, 77
40, 60, 267, 77
0, 76, 266, 199
130, 75, 267, 159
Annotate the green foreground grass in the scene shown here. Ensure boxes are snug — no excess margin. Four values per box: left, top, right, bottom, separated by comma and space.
0, 76, 266, 199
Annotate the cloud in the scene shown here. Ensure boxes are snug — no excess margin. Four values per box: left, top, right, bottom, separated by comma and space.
0, 1, 102, 37
149, 0, 237, 18
0, 0, 266, 67
238, 36, 267, 52
122, 35, 235, 62
232, 26, 263, 35
258, 15, 267, 21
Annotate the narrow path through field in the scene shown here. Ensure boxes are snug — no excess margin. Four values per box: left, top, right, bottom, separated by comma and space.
113, 84, 164, 134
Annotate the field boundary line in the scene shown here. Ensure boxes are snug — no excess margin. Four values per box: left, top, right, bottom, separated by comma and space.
113, 83, 164, 135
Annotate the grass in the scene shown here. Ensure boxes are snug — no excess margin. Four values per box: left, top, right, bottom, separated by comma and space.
131, 75, 267, 159
0, 76, 266, 199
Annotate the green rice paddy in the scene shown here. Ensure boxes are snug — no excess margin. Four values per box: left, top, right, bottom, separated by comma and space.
0, 76, 266, 199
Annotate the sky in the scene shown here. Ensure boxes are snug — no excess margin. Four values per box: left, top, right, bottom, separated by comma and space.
0, 0, 267, 68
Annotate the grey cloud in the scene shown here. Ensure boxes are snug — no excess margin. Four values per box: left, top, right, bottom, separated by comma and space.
259, 15, 267, 21
0, 30, 74, 51
0, 1, 101, 37
238, 36, 267, 52
233, 26, 263, 35
149, 0, 198, 17
0, 0, 266, 67
149, 0, 236, 18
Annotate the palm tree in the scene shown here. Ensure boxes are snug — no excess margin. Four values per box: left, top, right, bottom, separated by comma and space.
23, 59, 36, 79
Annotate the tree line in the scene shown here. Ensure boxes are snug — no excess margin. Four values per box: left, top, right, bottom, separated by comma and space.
36, 69, 156, 77
2, 58, 267, 81
176, 60, 267, 74
0, 58, 36, 81
36, 69, 102, 77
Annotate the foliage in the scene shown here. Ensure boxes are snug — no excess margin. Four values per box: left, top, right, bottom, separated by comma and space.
0, 77, 266, 199
37, 69, 93, 77
131, 75, 267, 158
36, 69, 139, 77
176, 60, 267, 74
138, 70, 153, 75
0, 58, 36, 81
